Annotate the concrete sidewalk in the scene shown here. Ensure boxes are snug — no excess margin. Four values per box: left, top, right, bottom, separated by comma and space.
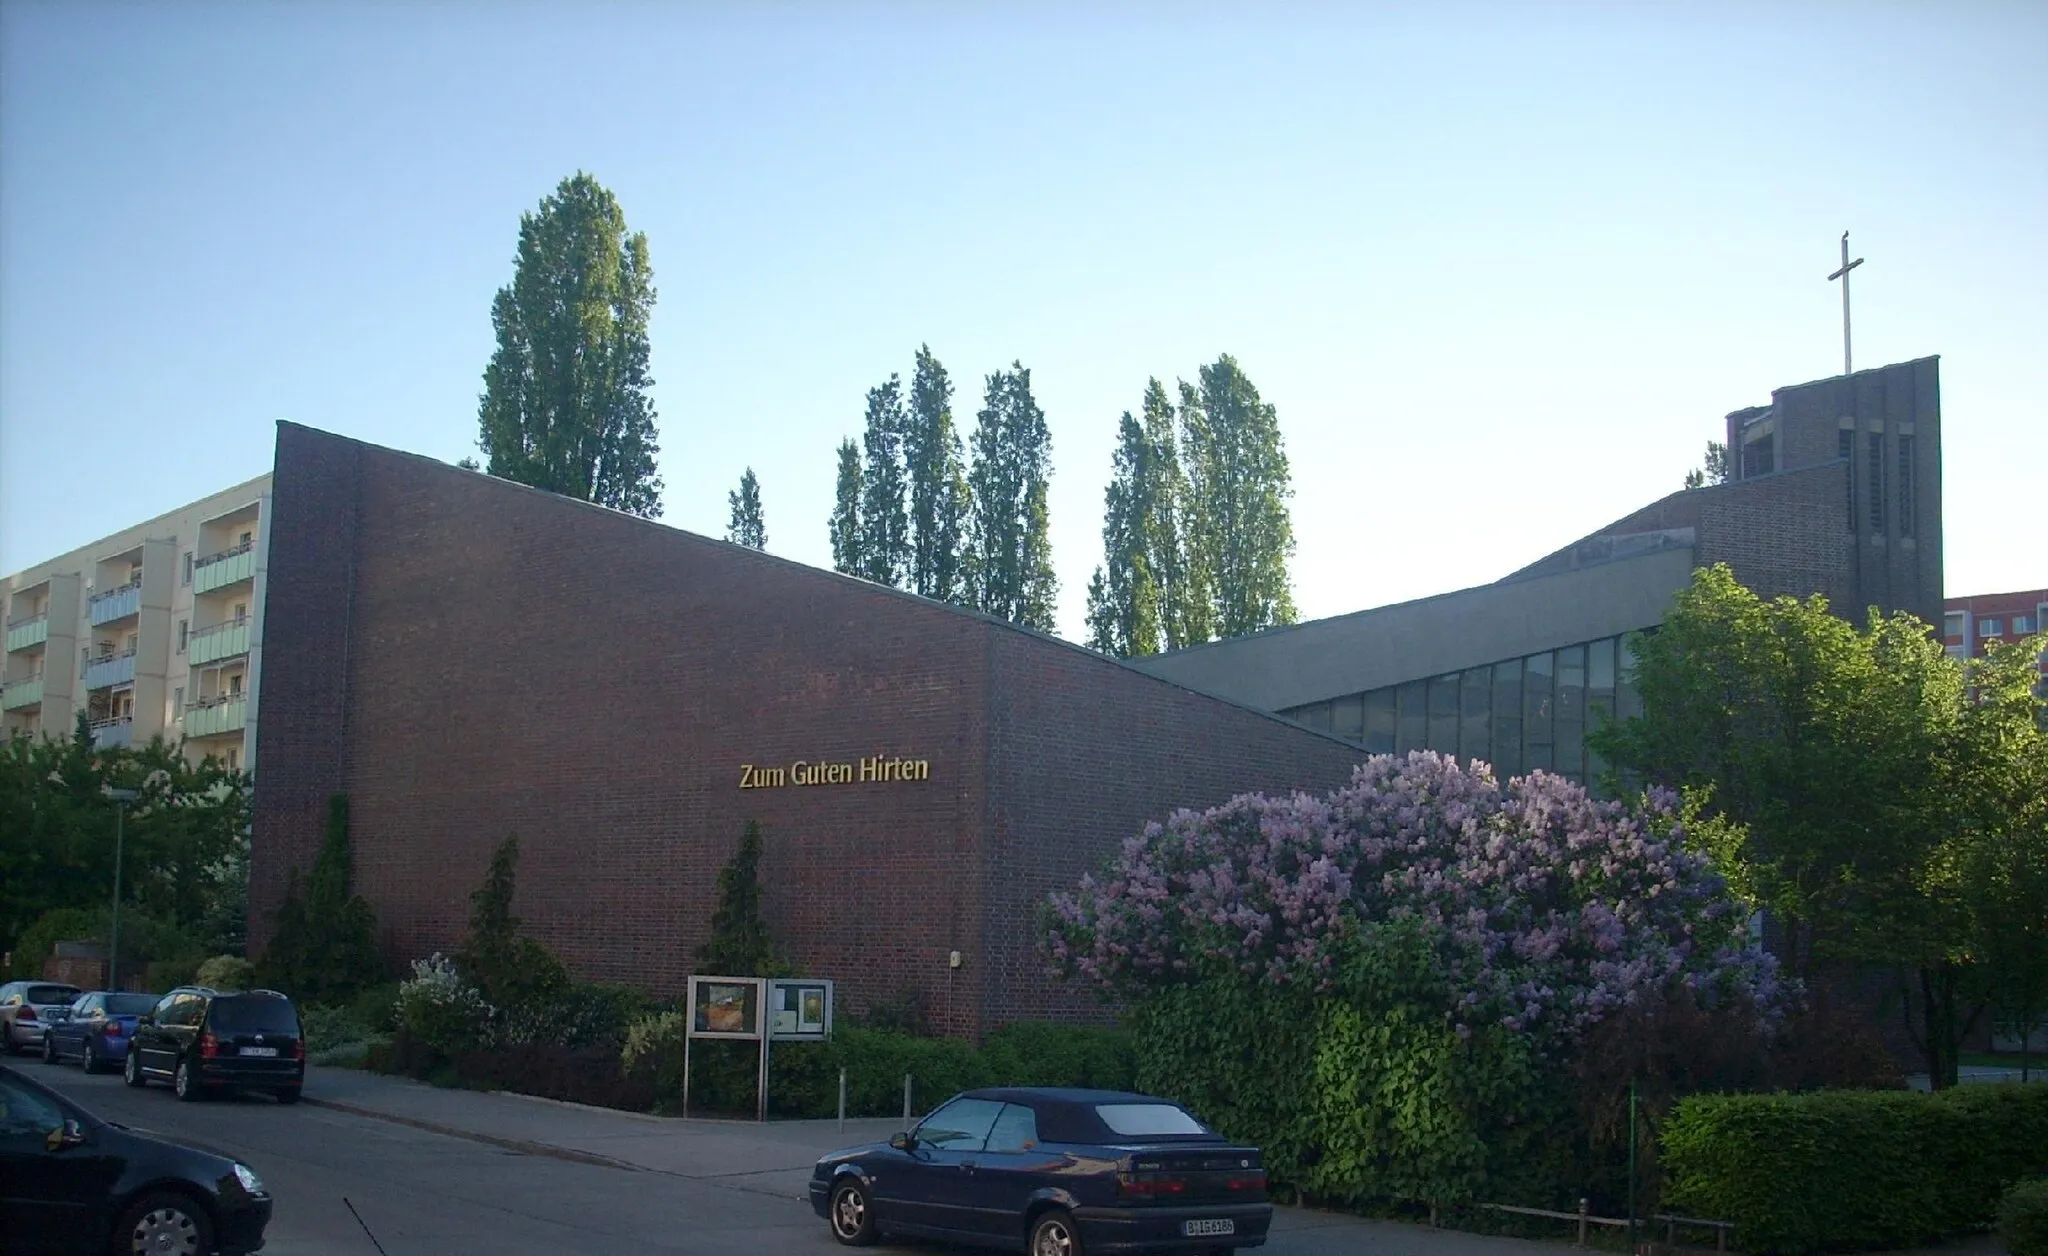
296, 1065, 1576, 1255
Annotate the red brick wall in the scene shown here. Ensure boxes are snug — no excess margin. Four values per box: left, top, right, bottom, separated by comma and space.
252, 424, 1366, 1035
1698, 463, 1854, 611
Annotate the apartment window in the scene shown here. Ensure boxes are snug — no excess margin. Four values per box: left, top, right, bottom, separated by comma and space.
177, 620, 188, 653
1865, 433, 1885, 531
2015, 615, 2037, 635
233, 602, 247, 624
228, 674, 243, 696
1839, 429, 1855, 530
173, 686, 184, 714
1944, 611, 1965, 639
238, 530, 252, 547
1980, 619, 2004, 637
226, 748, 240, 771
181, 552, 192, 586
125, 633, 137, 653
1897, 435, 1916, 537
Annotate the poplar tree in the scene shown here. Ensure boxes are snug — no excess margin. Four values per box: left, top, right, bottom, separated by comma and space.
1086, 392, 1180, 657
1172, 380, 1217, 648
1183, 356, 1295, 640
829, 440, 863, 576
966, 363, 1058, 631
475, 172, 663, 518
726, 468, 766, 550
904, 346, 972, 603
858, 377, 912, 586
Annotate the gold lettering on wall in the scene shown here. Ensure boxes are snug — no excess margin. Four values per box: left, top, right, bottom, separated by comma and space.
738, 756, 931, 790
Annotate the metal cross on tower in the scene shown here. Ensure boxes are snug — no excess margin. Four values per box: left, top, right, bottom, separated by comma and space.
1828, 231, 1865, 377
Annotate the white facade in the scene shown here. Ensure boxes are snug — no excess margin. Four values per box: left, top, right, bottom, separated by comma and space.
3, 475, 272, 773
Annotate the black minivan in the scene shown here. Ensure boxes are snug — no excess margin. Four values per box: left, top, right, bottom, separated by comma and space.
125, 988, 305, 1104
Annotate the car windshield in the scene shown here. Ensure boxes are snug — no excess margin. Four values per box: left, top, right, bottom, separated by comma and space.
1094, 1103, 1212, 1137
105, 994, 158, 1016
27, 985, 81, 1005
207, 997, 299, 1034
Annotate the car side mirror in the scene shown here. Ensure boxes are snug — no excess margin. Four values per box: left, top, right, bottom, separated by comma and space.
889, 1132, 916, 1151
45, 1119, 86, 1152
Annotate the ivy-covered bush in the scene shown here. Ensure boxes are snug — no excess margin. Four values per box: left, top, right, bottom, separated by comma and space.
1662, 1084, 2048, 1253
1044, 752, 1786, 1209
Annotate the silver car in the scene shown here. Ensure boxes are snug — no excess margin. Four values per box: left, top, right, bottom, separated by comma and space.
0, 980, 85, 1054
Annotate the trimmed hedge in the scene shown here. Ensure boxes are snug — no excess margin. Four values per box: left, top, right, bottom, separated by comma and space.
1662, 1083, 2048, 1253
2004, 1178, 2048, 1256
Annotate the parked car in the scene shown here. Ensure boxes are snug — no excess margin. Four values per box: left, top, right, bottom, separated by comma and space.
809, 1087, 1270, 1254
41, 991, 161, 1073
0, 982, 84, 1056
0, 1062, 273, 1254
125, 987, 305, 1104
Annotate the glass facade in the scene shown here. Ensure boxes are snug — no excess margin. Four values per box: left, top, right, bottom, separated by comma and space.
1276, 631, 1649, 790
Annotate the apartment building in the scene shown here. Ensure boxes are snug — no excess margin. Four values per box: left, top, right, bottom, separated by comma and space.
1944, 587, 2048, 693
2, 476, 272, 772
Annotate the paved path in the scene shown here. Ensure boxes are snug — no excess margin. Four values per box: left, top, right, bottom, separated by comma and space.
29, 1057, 1577, 1255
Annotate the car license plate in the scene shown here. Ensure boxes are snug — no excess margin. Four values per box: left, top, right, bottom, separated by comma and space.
1183, 1219, 1235, 1238
240, 1046, 279, 1057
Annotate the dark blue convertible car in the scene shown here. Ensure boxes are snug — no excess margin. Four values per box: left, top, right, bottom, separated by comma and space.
809, 1087, 1269, 1254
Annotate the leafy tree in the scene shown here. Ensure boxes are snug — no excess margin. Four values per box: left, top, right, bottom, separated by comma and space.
965, 363, 1057, 630
1170, 381, 1217, 648
904, 345, 972, 603
475, 172, 663, 518
697, 821, 786, 977
1182, 356, 1295, 639
1085, 408, 1166, 657
858, 376, 912, 586
726, 467, 766, 549
1591, 565, 2048, 1088
829, 439, 863, 576
1684, 440, 1731, 490
456, 835, 569, 1010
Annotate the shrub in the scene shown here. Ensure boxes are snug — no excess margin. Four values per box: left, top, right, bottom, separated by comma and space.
350, 982, 402, 1034
394, 954, 496, 1058
300, 1003, 375, 1054
1661, 1083, 2048, 1253
454, 1044, 657, 1111
2004, 1179, 2048, 1256
981, 1021, 1135, 1090
196, 955, 255, 990
255, 794, 385, 1004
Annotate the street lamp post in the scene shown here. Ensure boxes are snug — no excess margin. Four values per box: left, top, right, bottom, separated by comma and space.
105, 788, 138, 991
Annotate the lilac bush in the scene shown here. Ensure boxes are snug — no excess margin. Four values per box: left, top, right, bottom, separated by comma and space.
1046, 752, 1787, 1052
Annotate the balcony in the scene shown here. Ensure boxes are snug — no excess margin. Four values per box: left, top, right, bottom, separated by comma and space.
5, 614, 48, 653
89, 716, 133, 749
184, 696, 246, 738
193, 541, 256, 595
88, 580, 142, 627
1, 676, 41, 711
189, 619, 251, 666
84, 650, 136, 691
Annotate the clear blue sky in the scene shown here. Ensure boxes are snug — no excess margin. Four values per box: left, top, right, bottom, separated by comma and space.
4, 1, 2043, 641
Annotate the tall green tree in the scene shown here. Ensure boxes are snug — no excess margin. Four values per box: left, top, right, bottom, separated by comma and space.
1182, 356, 1296, 639
1590, 565, 2048, 1088
475, 172, 663, 518
257, 794, 383, 1003
1086, 409, 1165, 657
965, 363, 1058, 631
829, 439, 864, 576
859, 376, 912, 586
697, 821, 785, 977
1170, 381, 1217, 648
456, 835, 568, 1010
904, 345, 972, 603
726, 467, 766, 549
1684, 440, 1731, 490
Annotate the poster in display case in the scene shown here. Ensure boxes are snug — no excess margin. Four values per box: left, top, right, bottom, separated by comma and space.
768, 979, 834, 1041
687, 975, 764, 1041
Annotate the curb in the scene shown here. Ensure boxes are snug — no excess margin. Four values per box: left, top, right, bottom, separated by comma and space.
300, 1095, 640, 1171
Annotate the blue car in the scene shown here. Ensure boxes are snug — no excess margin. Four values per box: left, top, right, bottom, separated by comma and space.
39, 991, 159, 1073
810, 1087, 1270, 1254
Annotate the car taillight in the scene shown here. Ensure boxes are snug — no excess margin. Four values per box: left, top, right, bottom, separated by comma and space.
291, 1038, 305, 1062
103, 1021, 124, 1038
200, 1032, 220, 1059
1116, 1173, 1190, 1199
1227, 1171, 1266, 1193
17, 1006, 35, 1022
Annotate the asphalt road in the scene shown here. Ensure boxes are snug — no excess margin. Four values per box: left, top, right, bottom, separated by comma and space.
29, 1061, 847, 1256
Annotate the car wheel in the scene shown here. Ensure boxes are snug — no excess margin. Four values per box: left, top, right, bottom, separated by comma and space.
827, 1178, 879, 1246
275, 1086, 302, 1105
110, 1189, 215, 1256
1, 1027, 18, 1056
124, 1049, 147, 1087
173, 1059, 202, 1102
42, 1033, 58, 1064
1029, 1208, 1084, 1256
83, 1043, 106, 1074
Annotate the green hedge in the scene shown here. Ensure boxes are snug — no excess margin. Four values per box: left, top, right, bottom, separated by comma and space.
2004, 1178, 2048, 1256
1662, 1084, 2048, 1253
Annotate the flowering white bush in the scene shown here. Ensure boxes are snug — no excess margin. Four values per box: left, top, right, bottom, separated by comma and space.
1046, 752, 1788, 1052
395, 953, 497, 1055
